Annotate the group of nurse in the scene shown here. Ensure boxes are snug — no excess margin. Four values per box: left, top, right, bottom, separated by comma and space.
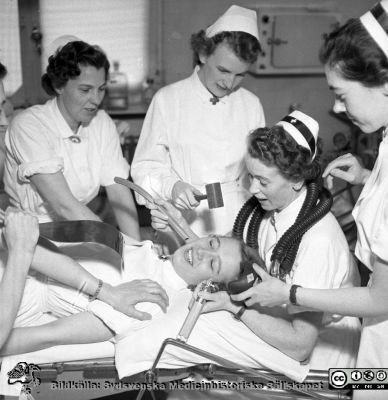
237, 3, 388, 399
144, 3, 388, 398
0, 1, 388, 396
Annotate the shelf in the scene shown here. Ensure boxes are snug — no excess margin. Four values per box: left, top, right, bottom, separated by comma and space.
105, 102, 149, 118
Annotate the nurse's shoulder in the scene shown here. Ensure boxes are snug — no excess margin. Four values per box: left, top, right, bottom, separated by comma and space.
7, 98, 58, 140
151, 76, 190, 101
304, 210, 349, 249
141, 77, 188, 116
236, 86, 263, 108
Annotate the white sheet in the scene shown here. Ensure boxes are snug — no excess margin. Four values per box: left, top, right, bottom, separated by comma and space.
0, 238, 356, 396
90, 290, 310, 383
0, 240, 127, 397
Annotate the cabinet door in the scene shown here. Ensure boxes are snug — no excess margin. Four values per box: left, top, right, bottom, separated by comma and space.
272, 14, 338, 68
253, 11, 340, 75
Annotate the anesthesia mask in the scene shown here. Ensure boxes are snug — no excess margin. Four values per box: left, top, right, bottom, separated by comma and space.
225, 261, 262, 295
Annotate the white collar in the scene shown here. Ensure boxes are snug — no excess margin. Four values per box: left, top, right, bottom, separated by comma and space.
190, 65, 229, 105
270, 189, 307, 237
157, 255, 188, 291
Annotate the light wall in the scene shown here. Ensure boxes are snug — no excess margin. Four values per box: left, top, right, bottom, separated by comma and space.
158, 0, 376, 155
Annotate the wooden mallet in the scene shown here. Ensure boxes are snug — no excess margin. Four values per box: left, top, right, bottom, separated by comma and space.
194, 182, 224, 209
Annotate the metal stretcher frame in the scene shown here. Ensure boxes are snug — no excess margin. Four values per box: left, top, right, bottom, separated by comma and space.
21, 215, 351, 399
34, 339, 351, 400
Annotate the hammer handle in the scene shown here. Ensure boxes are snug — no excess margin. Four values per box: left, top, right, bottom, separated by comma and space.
194, 194, 207, 201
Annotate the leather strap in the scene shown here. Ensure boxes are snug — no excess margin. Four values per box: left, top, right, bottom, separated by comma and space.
233, 305, 247, 321
38, 220, 124, 261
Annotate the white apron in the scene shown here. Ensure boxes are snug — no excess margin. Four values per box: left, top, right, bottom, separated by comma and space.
131, 68, 265, 237
352, 131, 388, 400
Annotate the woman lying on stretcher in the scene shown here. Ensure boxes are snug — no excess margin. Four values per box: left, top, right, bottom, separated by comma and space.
1, 225, 258, 356
1, 113, 360, 375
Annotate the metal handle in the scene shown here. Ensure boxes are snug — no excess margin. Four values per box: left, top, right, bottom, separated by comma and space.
193, 194, 207, 201
176, 299, 205, 342
176, 279, 215, 342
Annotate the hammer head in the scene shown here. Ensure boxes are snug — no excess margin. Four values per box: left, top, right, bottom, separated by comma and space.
205, 182, 224, 209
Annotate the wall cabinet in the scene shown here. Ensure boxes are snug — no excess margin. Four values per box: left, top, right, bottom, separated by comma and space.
252, 8, 340, 75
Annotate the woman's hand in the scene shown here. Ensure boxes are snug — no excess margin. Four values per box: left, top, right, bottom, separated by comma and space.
171, 181, 202, 210
323, 153, 371, 189
149, 203, 170, 232
231, 264, 290, 307
200, 290, 239, 314
3, 208, 39, 255
188, 282, 238, 314
99, 279, 169, 320
152, 242, 170, 257
149, 199, 191, 234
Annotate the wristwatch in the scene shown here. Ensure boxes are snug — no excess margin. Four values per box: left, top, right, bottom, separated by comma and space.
289, 284, 301, 306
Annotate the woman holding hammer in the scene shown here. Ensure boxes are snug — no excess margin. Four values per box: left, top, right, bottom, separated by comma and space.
132, 5, 265, 236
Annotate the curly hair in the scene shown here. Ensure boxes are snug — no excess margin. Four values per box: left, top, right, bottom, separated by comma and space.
319, 18, 388, 86
190, 30, 261, 66
41, 40, 110, 96
0, 62, 7, 80
247, 126, 321, 182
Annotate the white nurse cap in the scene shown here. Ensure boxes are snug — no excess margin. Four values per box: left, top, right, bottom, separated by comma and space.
205, 5, 259, 41
276, 110, 319, 160
360, 1, 388, 58
43, 35, 81, 69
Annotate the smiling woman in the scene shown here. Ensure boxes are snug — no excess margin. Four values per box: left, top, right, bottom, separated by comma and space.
3, 39, 140, 239
147, 110, 359, 371
0, 233, 256, 358
196, 41, 252, 99
131, 5, 265, 237
54, 65, 107, 132
172, 235, 245, 285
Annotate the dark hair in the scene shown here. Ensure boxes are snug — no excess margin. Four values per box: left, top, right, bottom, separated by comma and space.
41, 40, 110, 96
247, 125, 321, 182
190, 30, 261, 66
0, 62, 7, 80
216, 236, 262, 279
319, 18, 388, 86
210, 238, 262, 287
239, 241, 264, 271
186, 236, 261, 289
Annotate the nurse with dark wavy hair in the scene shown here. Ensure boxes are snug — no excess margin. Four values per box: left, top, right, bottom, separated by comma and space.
150, 111, 361, 372
4, 38, 140, 240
